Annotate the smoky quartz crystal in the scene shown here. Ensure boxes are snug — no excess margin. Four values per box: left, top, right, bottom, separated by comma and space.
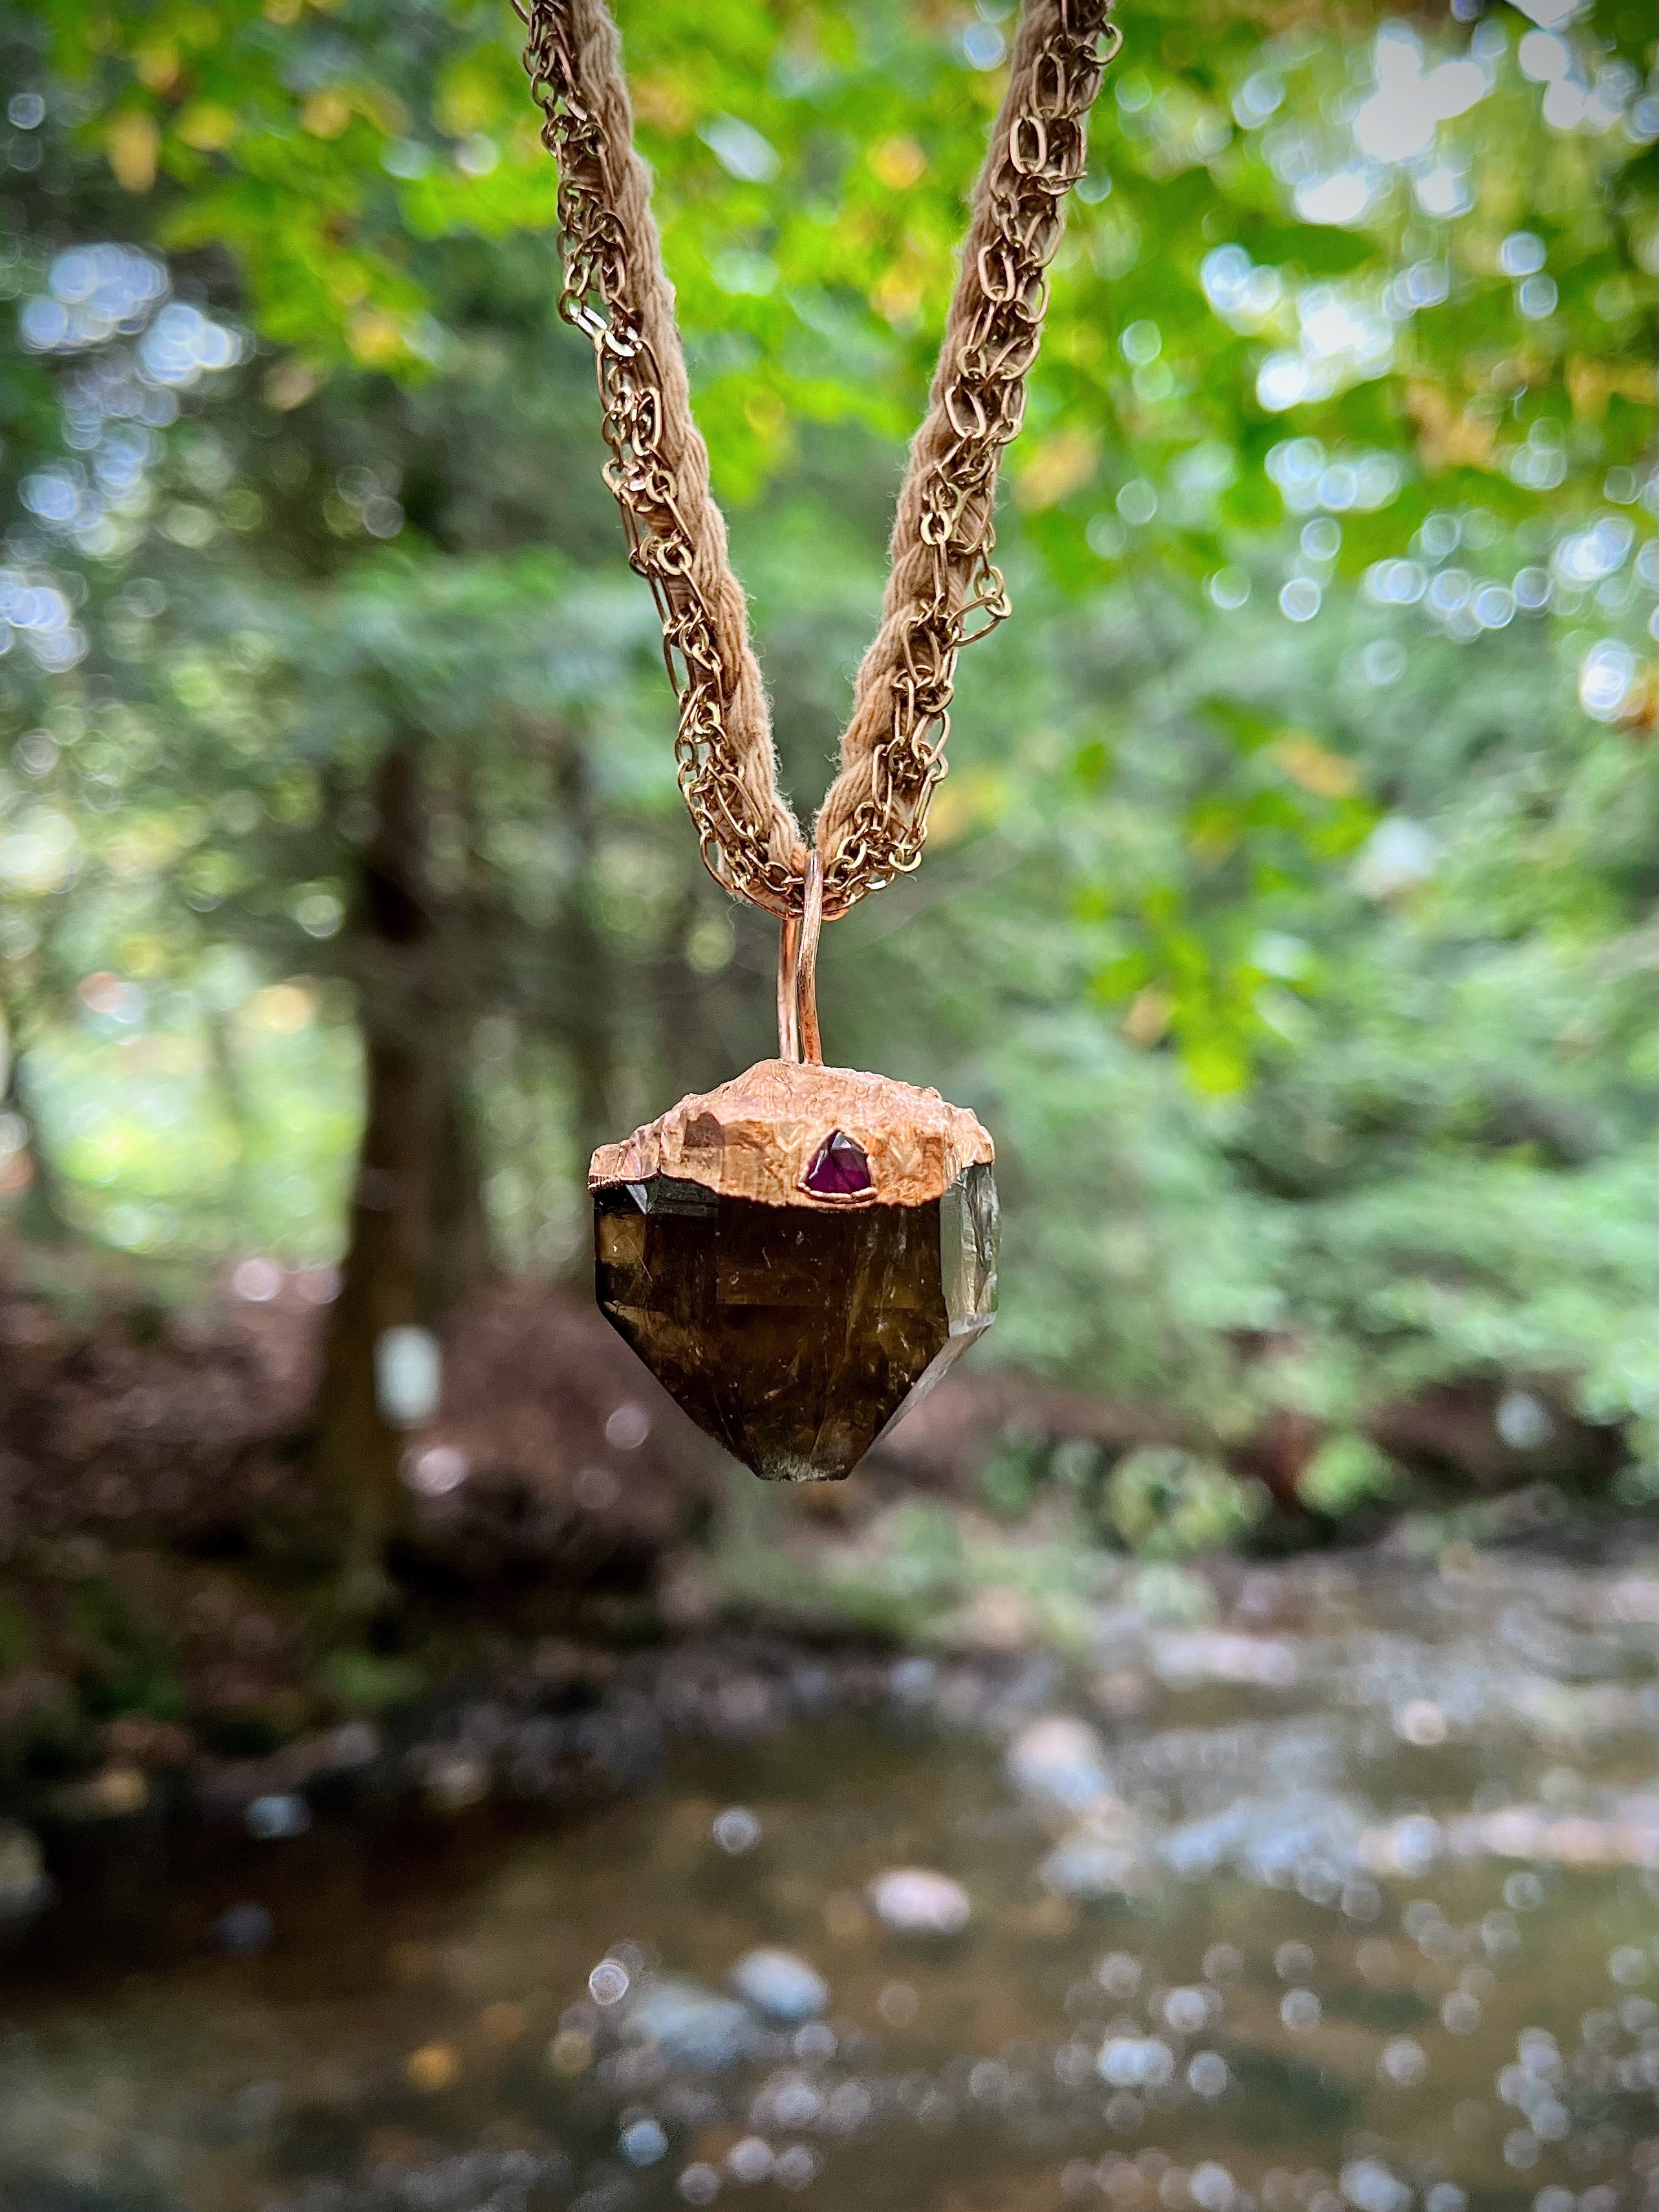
593, 1163, 997, 1482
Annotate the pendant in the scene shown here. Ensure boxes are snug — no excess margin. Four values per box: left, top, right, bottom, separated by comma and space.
589, 858, 997, 1481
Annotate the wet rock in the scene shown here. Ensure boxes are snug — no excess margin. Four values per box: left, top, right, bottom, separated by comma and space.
1160, 1788, 1369, 1888
47, 1764, 150, 1821
728, 1946, 829, 2023
0, 2168, 181, 2211
711, 1805, 763, 1855
618, 2115, 669, 2165
263, 2149, 573, 2212
1006, 1715, 1112, 1817
1098, 2032, 1176, 2088
625, 1977, 759, 2068
244, 1792, 310, 1839
1150, 1629, 1301, 1689
0, 1822, 49, 1920
1039, 1805, 1155, 1901
213, 1902, 274, 1955
1339, 2158, 1414, 2212
410, 1746, 492, 1811
867, 1867, 971, 1936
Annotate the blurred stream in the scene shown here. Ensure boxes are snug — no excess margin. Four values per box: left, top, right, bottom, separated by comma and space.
2, 1545, 1656, 2212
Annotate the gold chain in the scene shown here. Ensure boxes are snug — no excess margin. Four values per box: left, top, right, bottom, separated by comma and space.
517, 0, 1118, 919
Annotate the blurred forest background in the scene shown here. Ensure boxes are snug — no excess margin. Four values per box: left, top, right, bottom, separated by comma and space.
0, 0, 1654, 1722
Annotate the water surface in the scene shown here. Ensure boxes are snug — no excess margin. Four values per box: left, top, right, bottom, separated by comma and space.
3, 1545, 1656, 2212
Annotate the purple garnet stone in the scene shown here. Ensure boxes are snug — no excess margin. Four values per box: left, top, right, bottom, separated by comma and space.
803, 1129, 874, 1197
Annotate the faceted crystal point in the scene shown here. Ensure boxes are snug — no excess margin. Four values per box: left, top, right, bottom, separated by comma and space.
802, 1129, 874, 1198
593, 1162, 997, 1482
589, 1060, 996, 1483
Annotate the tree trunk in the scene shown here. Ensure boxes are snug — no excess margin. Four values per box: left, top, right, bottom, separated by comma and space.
546, 719, 616, 1170
204, 1006, 255, 1237
309, 743, 486, 1601
428, 1061, 491, 1320
0, 1009, 74, 1247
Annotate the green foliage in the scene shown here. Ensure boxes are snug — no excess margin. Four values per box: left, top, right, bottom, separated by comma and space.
1297, 1432, 1398, 1515
1103, 1444, 1269, 1556
0, 1591, 36, 1676
977, 1420, 1051, 1521
66, 1576, 186, 1720
716, 1481, 1111, 1649
23, 0, 1656, 517
320, 1645, 424, 1714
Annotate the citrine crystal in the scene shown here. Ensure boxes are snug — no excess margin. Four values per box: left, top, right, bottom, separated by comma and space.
593, 1162, 997, 1482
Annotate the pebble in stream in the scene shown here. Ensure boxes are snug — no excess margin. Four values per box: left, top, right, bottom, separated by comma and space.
866, 1866, 973, 1936
728, 1947, 830, 2024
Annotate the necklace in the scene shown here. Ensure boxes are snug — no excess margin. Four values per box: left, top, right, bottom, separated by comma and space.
519, 0, 1118, 1480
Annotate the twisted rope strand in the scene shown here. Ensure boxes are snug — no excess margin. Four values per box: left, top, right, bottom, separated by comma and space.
517, 0, 1117, 919
520, 0, 805, 908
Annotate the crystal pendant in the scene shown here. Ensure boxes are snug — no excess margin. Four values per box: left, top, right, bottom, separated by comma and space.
591, 1059, 997, 1482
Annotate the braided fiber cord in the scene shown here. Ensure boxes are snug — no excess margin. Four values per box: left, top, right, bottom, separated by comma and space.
518, 0, 1117, 919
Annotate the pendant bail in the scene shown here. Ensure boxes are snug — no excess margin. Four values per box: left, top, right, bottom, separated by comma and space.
776, 849, 824, 1065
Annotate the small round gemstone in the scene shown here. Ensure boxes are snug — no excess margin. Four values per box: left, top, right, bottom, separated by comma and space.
803, 1129, 874, 1196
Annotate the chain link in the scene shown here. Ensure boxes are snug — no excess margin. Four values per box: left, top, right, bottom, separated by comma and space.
517, 0, 1118, 919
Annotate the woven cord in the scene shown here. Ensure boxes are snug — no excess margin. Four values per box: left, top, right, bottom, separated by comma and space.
517, 0, 1118, 918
